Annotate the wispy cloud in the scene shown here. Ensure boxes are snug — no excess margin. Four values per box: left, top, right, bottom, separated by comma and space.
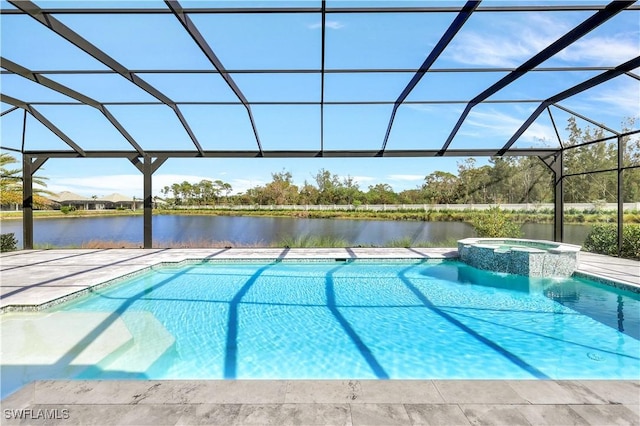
48, 174, 143, 198
464, 108, 557, 145
446, 13, 638, 67
387, 174, 424, 181
47, 174, 228, 198
229, 178, 267, 194
562, 78, 640, 121
588, 81, 640, 117
346, 175, 376, 186
558, 33, 639, 66
447, 34, 534, 67
308, 20, 344, 30
405, 104, 436, 113
445, 14, 564, 67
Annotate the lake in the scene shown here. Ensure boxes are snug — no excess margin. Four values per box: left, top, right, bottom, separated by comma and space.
0, 215, 592, 248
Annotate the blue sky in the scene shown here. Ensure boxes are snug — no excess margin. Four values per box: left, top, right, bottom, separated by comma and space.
1, 0, 638, 198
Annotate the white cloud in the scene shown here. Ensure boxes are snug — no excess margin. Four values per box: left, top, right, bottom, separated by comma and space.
558, 34, 639, 66
464, 108, 556, 145
588, 83, 640, 118
229, 178, 267, 194
326, 21, 345, 30
387, 174, 424, 181
445, 14, 565, 67
447, 34, 534, 67
48, 174, 143, 198
308, 20, 344, 30
47, 174, 222, 198
405, 104, 436, 113
561, 78, 640, 121
445, 13, 638, 68
342, 175, 376, 186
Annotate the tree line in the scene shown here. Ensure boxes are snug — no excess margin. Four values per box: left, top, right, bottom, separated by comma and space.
161, 118, 639, 207
1, 117, 637, 209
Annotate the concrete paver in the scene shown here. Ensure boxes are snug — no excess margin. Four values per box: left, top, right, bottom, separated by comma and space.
349, 403, 412, 425
515, 404, 590, 426
506, 380, 605, 405
1, 249, 639, 425
433, 380, 527, 404
576, 252, 640, 286
568, 404, 640, 426
459, 404, 532, 426
404, 404, 472, 426
2, 380, 639, 425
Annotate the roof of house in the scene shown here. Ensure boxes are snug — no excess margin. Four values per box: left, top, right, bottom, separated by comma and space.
101, 193, 134, 203
50, 191, 92, 203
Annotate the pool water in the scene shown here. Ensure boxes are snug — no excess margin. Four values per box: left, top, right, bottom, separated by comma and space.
2, 260, 639, 395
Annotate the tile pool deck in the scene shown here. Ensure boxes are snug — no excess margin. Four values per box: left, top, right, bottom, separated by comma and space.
1, 248, 639, 425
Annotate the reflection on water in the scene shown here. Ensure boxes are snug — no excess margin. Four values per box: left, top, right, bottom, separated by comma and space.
458, 266, 532, 294
421, 264, 533, 293
544, 281, 581, 304
1, 215, 593, 248
544, 280, 639, 340
421, 262, 639, 340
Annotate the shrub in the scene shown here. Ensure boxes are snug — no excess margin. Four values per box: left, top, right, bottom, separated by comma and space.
0, 233, 18, 252
583, 223, 640, 260
387, 237, 413, 248
60, 205, 76, 214
277, 235, 348, 248
470, 206, 522, 238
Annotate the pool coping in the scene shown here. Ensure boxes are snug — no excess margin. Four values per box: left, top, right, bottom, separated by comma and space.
1, 248, 638, 313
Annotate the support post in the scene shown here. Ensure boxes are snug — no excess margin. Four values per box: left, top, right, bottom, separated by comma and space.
617, 135, 623, 256
22, 155, 33, 249
143, 155, 153, 249
551, 153, 564, 243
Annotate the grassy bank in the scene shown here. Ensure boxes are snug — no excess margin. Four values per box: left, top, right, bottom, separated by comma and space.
2, 207, 638, 224
0, 209, 143, 220
30, 236, 462, 250
149, 207, 640, 224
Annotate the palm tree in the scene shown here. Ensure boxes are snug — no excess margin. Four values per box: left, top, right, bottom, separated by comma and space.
0, 153, 54, 208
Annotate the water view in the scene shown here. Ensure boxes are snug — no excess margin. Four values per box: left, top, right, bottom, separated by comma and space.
1, 215, 592, 248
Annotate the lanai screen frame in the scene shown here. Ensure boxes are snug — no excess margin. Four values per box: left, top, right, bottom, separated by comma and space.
1, 0, 639, 253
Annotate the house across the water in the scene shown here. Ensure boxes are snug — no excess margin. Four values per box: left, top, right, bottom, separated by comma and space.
50, 192, 141, 211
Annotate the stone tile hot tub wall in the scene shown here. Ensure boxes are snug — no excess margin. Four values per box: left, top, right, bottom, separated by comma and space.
458, 238, 582, 277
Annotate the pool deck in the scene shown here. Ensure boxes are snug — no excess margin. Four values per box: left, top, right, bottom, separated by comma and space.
1, 248, 639, 425
2, 379, 639, 425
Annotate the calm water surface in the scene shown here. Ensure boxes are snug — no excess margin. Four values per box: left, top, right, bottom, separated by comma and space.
1, 215, 592, 248
3, 260, 637, 398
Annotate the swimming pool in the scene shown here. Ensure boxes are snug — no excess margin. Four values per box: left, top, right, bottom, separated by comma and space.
1, 259, 639, 397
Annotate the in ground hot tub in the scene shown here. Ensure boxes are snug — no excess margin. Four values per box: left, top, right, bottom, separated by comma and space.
458, 238, 581, 277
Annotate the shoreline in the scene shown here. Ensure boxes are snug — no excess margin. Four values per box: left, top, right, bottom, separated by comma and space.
0, 207, 635, 225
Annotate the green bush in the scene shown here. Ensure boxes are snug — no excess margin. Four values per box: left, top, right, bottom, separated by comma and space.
60, 205, 76, 214
387, 237, 413, 248
1, 233, 18, 252
278, 235, 349, 248
583, 223, 640, 260
470, 206, 522, 238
